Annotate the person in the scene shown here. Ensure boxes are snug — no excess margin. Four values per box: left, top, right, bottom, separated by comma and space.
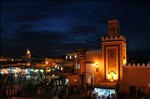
37, 86, 41, 97
107, 95, 111, 99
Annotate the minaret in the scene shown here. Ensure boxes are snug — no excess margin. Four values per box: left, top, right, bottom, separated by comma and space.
101, 19, 127, 81
108, 19, 120, 37
26, 49, 31, 58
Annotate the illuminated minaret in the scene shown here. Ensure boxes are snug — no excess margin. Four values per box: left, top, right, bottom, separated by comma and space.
26, 49, 31, 58
101, 19, 127, 81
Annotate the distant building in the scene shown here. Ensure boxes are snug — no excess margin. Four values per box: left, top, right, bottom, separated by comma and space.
26, 49, 31, 58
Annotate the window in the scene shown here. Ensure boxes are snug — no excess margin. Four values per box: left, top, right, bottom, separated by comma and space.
78, 64, 80, 69
111, 28, 115, 36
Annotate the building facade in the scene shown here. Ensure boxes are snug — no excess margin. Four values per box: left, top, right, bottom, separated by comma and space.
72, 19, 150, 98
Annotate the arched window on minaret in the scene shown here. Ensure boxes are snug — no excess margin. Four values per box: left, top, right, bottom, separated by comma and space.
110, 28, 115, 37
108, 19, 120, 37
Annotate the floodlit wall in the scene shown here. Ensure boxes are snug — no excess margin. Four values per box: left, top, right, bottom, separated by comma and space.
66, 74, 82, 87
123, 63, 150, 94
85, 50, 104, 84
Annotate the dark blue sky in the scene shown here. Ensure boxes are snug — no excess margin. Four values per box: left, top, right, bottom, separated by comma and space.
1, 1, 150, 58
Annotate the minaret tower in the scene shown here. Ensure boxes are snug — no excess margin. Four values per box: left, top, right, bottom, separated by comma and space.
108, 19, 120, 37
101, 19, 127, 82
26, 49, 31, 58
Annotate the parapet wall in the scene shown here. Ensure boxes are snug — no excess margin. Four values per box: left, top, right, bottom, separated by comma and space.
123, 62, 150, 94
108, 19, 118, 23
101, 35, 126, 42
86, 50, 101, 54
124, 63, 150, 68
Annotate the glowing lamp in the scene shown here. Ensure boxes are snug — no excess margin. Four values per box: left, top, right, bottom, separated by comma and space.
45, 62, 49, 64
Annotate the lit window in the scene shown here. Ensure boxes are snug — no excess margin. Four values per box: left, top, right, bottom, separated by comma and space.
55, 65, 57, 68
66, 56, 68, 59
78, 64, 80, 69
70, 56, 72, 59
75, 55, 77, 58
61, 67, 63, 71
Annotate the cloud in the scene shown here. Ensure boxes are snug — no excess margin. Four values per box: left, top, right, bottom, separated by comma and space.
1, 1, 150, 57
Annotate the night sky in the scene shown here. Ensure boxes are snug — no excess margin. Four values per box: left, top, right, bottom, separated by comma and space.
1, 1, 150, 58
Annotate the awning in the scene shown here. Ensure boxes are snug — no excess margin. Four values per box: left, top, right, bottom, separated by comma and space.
94, 81, 117, 89
45, 75, 59, 79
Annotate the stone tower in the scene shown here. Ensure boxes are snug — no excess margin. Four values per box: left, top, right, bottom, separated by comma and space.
26, 49, 31, 58
101, 19, 127, 81
108, 19, 120, 37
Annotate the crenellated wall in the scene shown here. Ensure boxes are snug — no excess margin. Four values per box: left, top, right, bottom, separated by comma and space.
101, 35, 126, 42
108, 19, 118, 23
124, 63, 150, 67
122, 63, 150, 94
86, 50, 101, 54
85, 50, 102, 63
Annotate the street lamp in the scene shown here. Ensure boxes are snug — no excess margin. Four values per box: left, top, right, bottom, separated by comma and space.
93, 62, 99, 72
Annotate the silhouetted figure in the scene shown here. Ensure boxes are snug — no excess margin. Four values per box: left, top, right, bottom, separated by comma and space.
107, 95, 111, 99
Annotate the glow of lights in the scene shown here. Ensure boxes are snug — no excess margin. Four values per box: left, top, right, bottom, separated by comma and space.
114, 74, 117, 80
111, 79, 114, 82
52, 75, 55, 76
66, 79, 68, 82
108, 74, 110, 79
26, 62, 30, 66
70, 56, 72, 59
75, 55, 77, 58
18, 68, 21, 72
3, 69, 8, 74
76, 66, 77, 69
93, 62, 99, 67
66, 56, 68, 59
51, 69, 55, 71
74, 79, 77, 82
61, 67, 63, 70
45, 62, 49, 64
55, 65, 57, 68
148, 84, 150, 87
92, 64, 95, 67
47, 69, 50, 72
95, 62, 99, 67
123, 58, 126, 65
0, 71, 4, 74
40, 69, 43, 72
27, 49, 30, 54
34, 69, 39, 72
108, 70, 117, 81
